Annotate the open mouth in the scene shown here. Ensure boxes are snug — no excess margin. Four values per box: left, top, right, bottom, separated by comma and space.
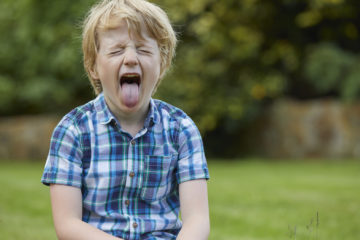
119, 73, 141, 108
120, 73, 141, 86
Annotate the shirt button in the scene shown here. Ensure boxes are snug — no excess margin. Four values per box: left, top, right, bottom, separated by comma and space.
133, 222, 138, 228
129, 172, 135, 178
130, 140, 136, 145
125, 200, 130, 206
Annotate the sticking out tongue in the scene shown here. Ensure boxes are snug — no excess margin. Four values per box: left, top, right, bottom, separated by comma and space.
121, 83, 139, 108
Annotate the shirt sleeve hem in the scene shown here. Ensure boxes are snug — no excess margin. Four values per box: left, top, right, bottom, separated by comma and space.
41, 178, 82, 188
176, 168, 210, 184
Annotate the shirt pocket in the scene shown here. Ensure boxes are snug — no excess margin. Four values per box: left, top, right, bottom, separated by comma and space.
140, 155, 174, 201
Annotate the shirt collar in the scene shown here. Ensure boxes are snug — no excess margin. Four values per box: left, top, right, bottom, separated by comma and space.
94, 93, 115, 125
144, 98, 160, 128
94, 93, 159, 128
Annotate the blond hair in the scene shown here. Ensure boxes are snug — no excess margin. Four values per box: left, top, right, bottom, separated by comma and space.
82, 0, 177, 94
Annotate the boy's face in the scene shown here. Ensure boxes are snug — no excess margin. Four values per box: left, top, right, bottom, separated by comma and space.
93, 20, 161, 118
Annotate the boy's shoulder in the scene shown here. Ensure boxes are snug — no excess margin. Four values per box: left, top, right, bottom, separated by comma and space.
57, 97, 99, 129
152, 99, 199, 132
57, 97, 196, 131
152, 99, 189, 122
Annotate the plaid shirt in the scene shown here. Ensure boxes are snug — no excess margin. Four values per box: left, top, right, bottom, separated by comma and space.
41, 93, 209, 240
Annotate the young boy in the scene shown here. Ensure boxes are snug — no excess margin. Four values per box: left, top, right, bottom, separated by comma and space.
41, 0, 210, 239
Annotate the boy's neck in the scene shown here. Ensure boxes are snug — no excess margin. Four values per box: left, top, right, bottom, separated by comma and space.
103, 94, 151, 137
114, 103, 150, 137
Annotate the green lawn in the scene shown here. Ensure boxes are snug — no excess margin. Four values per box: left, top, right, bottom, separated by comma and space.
0, 160, 359, 240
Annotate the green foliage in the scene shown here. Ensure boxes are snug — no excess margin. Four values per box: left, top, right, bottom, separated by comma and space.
154, 0, 286, 132
1, 0, 360, 136
0, 0, 96, 115
304, 43, 360, 100
153, 0, 360, 132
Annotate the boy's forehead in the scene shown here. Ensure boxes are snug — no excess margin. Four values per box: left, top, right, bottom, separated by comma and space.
97, 23, 158, 50
98, 19, 153, 43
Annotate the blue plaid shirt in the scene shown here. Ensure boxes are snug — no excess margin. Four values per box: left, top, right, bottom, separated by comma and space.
41, 93, 209, 240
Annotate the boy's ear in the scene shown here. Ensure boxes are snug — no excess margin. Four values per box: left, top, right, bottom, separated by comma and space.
89, 65, 99, 80
159, 67, 166, 80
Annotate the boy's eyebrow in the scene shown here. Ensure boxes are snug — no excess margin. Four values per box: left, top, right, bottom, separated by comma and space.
131, 36, 151, 46
136, 42, 152, 48
108, 40, 153, 49
107, 42, 127, 50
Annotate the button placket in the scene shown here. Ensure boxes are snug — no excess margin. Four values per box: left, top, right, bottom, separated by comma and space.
128, 139, 136, 187
126, 138, 137, 212
125, 137, 136, 188
132, 222, 138, 229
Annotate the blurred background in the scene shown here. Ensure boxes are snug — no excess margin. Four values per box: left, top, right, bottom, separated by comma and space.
0, 0, 359, 239
2, 0, 360, 159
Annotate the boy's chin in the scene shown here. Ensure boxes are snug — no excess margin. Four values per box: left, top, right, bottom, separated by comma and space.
121, 104, 139, 112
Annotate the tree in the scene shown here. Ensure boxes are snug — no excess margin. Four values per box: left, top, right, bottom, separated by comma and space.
153, 0, 360, 134
1, 0, 360, 156
0, 0, 96, 115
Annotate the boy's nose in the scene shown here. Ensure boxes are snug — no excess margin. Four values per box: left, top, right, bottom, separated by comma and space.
123, 48, 138, 66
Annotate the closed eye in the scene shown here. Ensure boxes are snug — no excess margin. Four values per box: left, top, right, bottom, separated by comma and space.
138, 48, 152, 54
109, 48, 125, 55
110, 51, 122, 55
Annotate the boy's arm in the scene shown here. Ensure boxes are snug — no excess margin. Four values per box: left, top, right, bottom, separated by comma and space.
176, 179, 210, 240
50, 184, 124, 240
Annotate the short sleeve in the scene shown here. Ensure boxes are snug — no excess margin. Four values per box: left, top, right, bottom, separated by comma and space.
176, 117, 210, 184
41, 117, 83, 187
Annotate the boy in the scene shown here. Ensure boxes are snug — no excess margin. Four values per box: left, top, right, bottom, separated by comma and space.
41, 0, 210, 239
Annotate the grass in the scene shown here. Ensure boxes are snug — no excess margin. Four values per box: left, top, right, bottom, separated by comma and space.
0, 160, 359, 240
208, 160, 360, 240
0, 161, 56, 239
